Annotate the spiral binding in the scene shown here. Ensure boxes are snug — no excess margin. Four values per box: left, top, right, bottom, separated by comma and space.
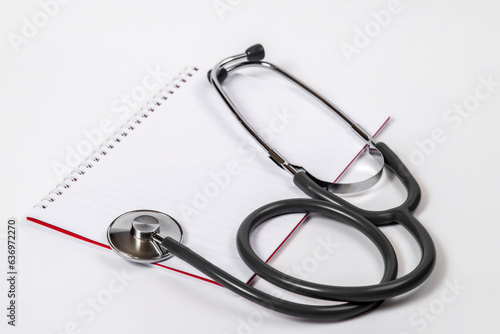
34, 67, 199, 209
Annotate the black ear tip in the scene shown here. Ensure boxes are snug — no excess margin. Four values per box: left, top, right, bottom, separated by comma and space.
207, 68, 228, 84
209, 45, 264, 84
246, 44, 265, 61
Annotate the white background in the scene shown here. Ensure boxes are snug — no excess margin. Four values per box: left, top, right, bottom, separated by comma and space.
1, 0, 499, 333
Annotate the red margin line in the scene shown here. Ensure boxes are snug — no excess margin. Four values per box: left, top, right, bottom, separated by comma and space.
27, 217, 112, 250
334, 116, 390, 183
26, 217, 221, 287
246, 213, 309, 285
27, 116, 391, 289
247, 116, 391, 284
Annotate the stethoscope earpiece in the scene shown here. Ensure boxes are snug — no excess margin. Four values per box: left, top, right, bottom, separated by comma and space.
207, 44, 264, 85
245, 44, 265, 61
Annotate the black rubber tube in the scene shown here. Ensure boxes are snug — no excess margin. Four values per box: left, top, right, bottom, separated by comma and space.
162, 199, 398, 320
292, 142, 436, 299
158, 142, 435, 320
294, 142, 422, 224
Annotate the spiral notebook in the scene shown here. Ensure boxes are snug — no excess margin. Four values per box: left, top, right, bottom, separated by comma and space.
27, 66, 389, 284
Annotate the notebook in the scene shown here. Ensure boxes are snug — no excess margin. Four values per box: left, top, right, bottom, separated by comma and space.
27, 66, 389, 284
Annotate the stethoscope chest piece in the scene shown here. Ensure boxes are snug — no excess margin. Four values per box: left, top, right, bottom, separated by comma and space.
107, 210, 183, 263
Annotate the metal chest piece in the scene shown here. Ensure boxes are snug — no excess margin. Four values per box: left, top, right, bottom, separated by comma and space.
107, 210, 183, 263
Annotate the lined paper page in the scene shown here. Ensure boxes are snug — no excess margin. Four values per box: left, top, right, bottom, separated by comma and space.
28, 66, 388, 282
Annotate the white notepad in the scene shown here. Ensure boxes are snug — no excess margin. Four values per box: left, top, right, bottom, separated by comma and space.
27, 66, 389, 284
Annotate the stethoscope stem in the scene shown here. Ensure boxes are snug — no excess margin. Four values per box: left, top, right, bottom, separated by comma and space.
152, 233, 164, 244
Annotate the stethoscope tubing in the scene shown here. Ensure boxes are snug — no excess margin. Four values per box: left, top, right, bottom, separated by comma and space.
291, 142, 436, 299
160, 198, 399, 320
157, 141, 435, 320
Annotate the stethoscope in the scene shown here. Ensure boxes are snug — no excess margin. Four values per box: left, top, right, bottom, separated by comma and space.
107, 44, 436, 321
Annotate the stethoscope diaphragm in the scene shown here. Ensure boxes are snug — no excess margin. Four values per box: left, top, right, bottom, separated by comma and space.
107, 210, 183, 263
